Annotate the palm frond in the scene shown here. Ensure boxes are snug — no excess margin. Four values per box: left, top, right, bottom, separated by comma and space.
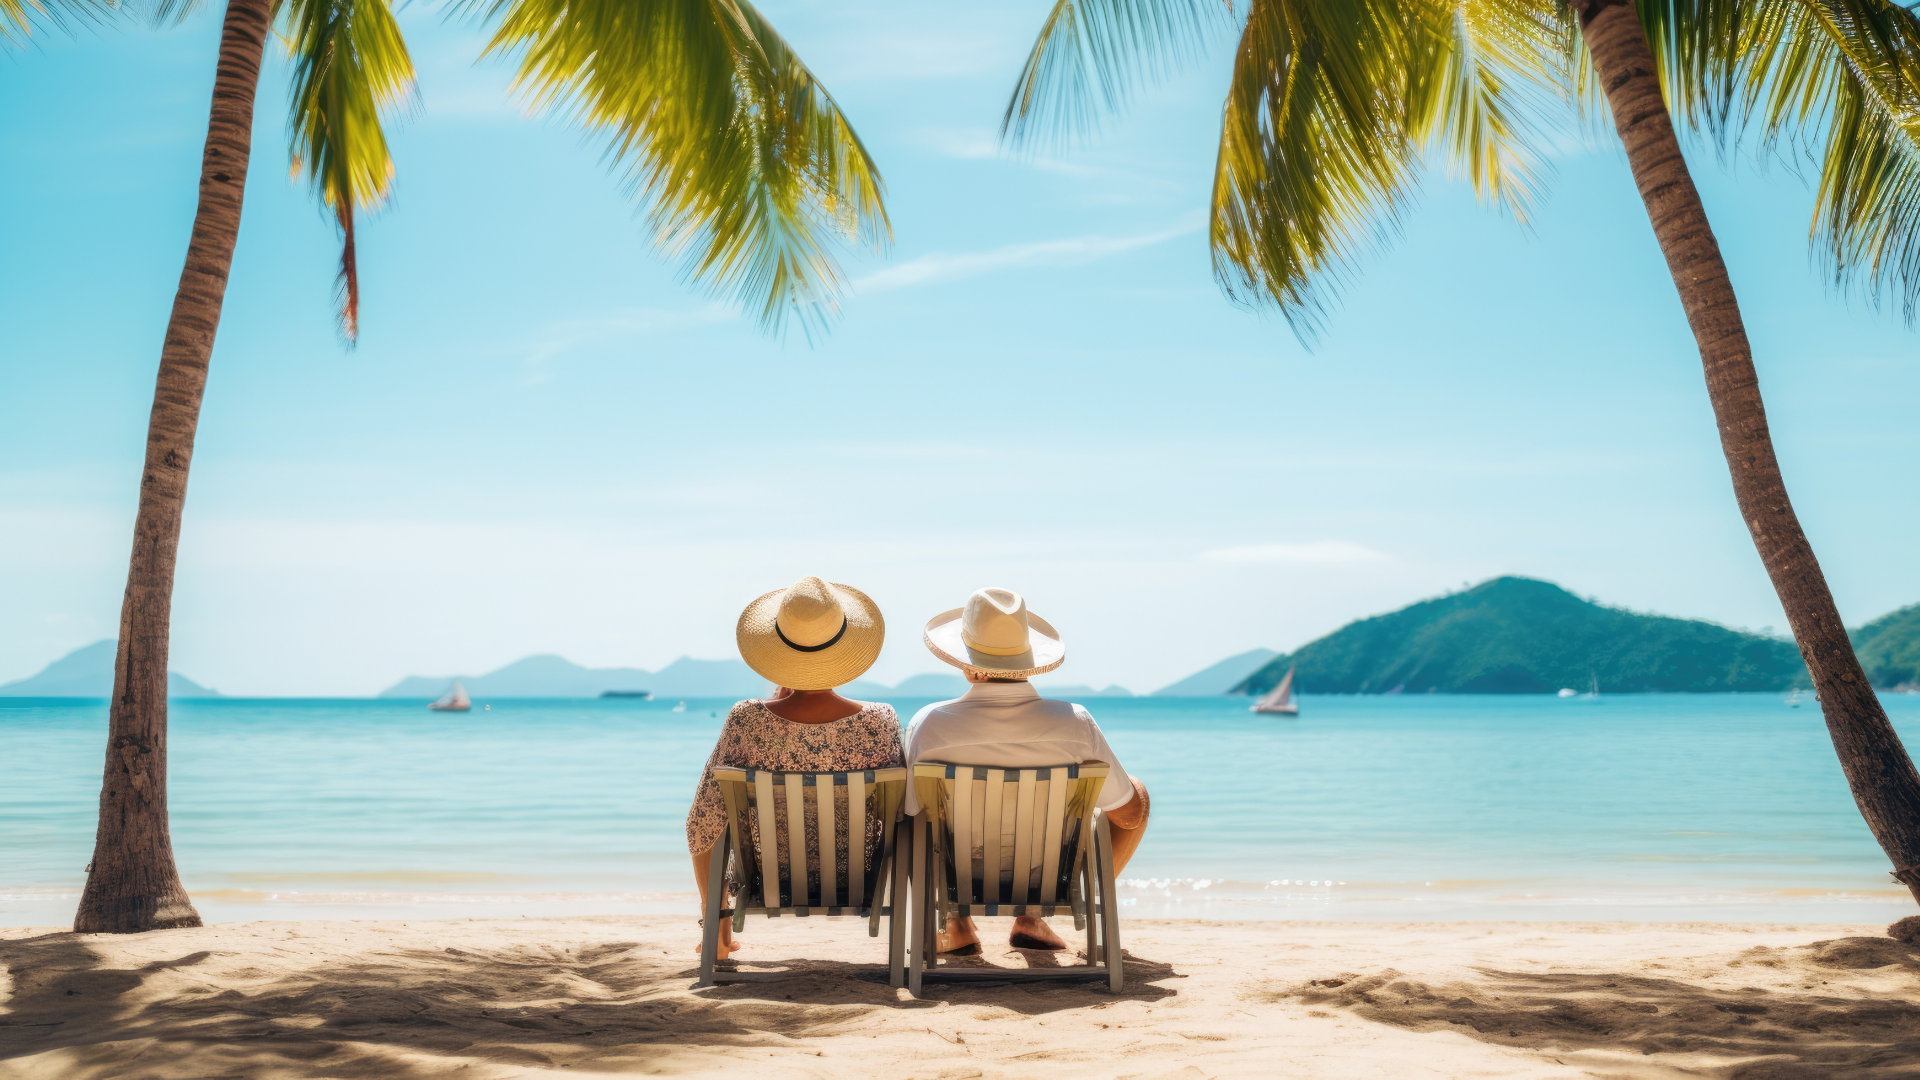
1634, 0, 1920, 321
282, 0, 416, 342
1405, 0, 1566, 222
2, 0, 117, 47
1744, 0, 1920, 322
1210, 0, 1431, 336
1001, 0, 1222, 149
479, 0, 889, 336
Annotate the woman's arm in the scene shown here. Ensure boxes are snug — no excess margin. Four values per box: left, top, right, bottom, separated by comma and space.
683, 709, 736, 856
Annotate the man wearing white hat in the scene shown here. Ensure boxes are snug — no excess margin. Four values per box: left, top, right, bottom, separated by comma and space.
906, 587, 1151, 954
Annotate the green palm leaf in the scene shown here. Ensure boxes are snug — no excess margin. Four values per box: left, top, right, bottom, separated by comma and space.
2, 0, 117, 47
1000, 0, 1220, 148
1734, 0, 1920, 321
282, 0, 418, 342
478, 0, 890, 334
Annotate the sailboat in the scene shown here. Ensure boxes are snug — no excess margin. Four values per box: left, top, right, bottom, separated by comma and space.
1251, 666, 1300, 715
428, 681, 472, 712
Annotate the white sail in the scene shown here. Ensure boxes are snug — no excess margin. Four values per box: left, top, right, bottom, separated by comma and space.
428, 681, 472, 712
1251, 666, 1299, 715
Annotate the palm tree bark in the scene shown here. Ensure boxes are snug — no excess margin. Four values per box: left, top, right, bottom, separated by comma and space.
73, 0, 271, 933
1573, 0, 1920, 906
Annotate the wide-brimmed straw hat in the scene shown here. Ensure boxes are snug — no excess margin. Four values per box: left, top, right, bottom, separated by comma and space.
736, 577, 885, 691
923, 587, 1065, 678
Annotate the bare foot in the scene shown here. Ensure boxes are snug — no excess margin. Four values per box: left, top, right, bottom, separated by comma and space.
695, 933, 743, 960
939, 916, 982, 955
1009, 916, 1067, 951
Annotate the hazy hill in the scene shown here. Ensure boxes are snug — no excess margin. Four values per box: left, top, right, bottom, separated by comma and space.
1152, 648, 1279, 696
379, 655, 767, 699
1235, 577, 1806, 695
0, 640, 219, 697
1854, 604, 1920, 689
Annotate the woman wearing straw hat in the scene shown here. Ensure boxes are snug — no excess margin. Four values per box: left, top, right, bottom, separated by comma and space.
684, 576, 902, 959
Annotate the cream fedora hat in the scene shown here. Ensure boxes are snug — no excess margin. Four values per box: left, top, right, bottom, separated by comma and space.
923, 587, 1065, 678
737, 577, 885, 691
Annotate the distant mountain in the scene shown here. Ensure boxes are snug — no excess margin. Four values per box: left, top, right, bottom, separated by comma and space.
1854, 604, 1920, 690
888, 673, 971, 697
1235, 577, 1807, 695
379, 654, 767, 699
0, 640, 220, 698
1152, 648, 1279, 696
1033, 683, 1134, 698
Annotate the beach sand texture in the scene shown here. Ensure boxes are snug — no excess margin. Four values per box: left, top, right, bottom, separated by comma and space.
2, 916, 1916, 1078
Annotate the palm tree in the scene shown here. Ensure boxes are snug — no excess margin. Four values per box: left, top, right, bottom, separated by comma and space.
1003, 0, 1920, 905
72, 0, 416, 933
66, 0, 887, 933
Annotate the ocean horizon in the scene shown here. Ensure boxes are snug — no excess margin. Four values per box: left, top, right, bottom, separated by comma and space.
5, 691, 1916, 928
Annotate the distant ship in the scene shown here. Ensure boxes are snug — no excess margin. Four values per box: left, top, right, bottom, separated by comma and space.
1251, 666, 1300, 715
428, 682, 472, 712
600, 690, 653, 700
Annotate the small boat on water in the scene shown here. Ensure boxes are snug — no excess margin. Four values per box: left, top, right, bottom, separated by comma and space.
429, 682, 472, 712
1251, 666, 1300, 715
671, 701, 687, 713
1786, 688, 1804, 708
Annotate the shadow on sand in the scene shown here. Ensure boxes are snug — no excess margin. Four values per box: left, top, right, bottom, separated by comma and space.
0, 928, 1181, 1078
1279, 935, 1920, 1079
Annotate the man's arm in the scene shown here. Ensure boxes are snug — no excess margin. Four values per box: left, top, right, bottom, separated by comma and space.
1105, 776, 1149, 830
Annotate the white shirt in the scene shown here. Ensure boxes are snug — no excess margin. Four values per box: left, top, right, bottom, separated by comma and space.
903, 680, 1134, 815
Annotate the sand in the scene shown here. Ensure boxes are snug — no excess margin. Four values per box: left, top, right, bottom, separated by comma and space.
2, 915, 1916, 1078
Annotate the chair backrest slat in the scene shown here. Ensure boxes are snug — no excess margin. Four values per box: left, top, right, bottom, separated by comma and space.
816, 775, 837, 908
950, 766, 975, 904
753, 770, 780, 910
848, 770, 868, 909
782, 774, 807, 905
1039, 766, 1069, 905
981, 768, 1006, 905
1012, 768, 1038, 906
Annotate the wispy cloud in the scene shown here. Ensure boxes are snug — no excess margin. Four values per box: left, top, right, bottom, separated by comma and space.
906, 126, 1187, 193
1201, 542, 1390, 566
854, 220, 1201, 294
523, 305, 737, 382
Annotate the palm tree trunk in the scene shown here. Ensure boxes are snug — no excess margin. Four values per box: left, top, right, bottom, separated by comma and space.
1573, 0, 1920, 906
73, 0, 272, 933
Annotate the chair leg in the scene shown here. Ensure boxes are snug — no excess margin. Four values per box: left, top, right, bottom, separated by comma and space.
1095, 815, 1124, 993
698, 835, 727, 987
908, 815, 927, 996
1081, 855, 1099, 967
890, 818, 910, 989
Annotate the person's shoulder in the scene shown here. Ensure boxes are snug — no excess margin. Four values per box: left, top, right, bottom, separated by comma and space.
857, 700, 900, 724
726, 699, 761, 722
907, 696, 965, 727
1067, 701, 1105, 730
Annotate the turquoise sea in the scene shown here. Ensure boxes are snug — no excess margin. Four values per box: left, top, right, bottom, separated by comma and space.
4, 693, 1917, 927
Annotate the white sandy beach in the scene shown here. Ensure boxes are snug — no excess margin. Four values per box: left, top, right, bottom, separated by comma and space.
3, 915, 1915, 1078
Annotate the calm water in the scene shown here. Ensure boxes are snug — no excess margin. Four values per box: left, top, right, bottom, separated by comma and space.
4, 693, 1917, 926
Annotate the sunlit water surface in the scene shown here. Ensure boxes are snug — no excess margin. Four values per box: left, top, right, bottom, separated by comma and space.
4, 693, 1916, 925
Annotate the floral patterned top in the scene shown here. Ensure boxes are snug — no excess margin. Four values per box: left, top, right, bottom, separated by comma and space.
685, 699, 905, 864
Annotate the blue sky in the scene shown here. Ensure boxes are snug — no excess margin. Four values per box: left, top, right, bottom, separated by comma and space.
4, 0, 1919, 696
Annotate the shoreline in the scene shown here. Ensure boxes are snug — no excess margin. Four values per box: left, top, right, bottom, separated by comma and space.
8, 880, 1915, 931
4, 915, 1915, 1077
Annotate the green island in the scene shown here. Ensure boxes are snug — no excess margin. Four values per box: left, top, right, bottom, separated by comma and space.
1235, 576, 1811, 695
1854, 604, 1920, 691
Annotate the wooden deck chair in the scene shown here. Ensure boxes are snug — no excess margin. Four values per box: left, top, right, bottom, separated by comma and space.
699, 765, 910, 988
906, 761, 1124, 994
